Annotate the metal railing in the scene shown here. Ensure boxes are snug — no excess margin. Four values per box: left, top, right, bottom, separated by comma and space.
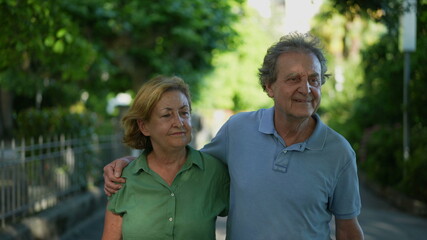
0, 134, 129, 228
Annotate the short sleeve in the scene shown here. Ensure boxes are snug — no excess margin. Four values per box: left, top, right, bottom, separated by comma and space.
107, 182, 127, 215
329, 154, 361, 219
201, 120, 230, 165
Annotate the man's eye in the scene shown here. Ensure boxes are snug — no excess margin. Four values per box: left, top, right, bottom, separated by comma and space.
309, 78, 320, 86
162, 114, 171, 118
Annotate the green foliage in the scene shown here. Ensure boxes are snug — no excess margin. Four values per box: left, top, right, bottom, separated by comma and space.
312, 0, 386, 150
360, 125, 403, 186
328, 0, 403, 32
353, 34, 403, 129
399, 124, 427, 201
318, 0, 427, 202
15, 108, 96, 138
348, 1, 427, 139
408, 31, 427, 125
194, 4, 274, 112
0, 0, 96, 98
0, 0, 245, 138
0, 0, 245, 103
62, 0, 245, 101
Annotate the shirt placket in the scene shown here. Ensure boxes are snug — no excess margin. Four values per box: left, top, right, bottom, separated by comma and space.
273, 143, 306, 173
165, 164, 190, 239
147, 170, 178, 239
166, 186, 176, 238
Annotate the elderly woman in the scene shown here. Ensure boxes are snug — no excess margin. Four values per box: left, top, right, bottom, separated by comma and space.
102, 76, 229, 240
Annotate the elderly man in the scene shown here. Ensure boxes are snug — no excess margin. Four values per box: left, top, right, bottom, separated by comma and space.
103, 32, 364, 240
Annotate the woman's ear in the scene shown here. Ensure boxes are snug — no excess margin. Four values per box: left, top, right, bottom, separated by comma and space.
137, 119, 150, 136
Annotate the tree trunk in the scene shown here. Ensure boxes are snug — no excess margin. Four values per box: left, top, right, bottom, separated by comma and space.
0, 88, 14, 139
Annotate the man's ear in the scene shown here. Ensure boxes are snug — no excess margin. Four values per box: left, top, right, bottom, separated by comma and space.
265, 83, 274, 98
137, 119, 150, 136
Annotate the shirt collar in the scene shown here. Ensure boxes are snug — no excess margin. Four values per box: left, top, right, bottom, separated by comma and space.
259, 107, 326, 150
305, 114, 327, 150
131, 146, 204, 174
259, 107, 276, 134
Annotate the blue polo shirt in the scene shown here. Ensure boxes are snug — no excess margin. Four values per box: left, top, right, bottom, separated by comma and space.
202, 107, 361, 240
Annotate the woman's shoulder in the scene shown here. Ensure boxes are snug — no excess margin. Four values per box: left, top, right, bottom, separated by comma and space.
199, 151, 221, 163
190, 147, 226, 169
121, 153, 147, 177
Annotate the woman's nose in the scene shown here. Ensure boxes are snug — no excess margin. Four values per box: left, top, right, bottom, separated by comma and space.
173, 114, 184, 127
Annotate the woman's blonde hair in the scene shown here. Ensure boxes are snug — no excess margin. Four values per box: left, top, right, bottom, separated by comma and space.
121, 75, 191, 149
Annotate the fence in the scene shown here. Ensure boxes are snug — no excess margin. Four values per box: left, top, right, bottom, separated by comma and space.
0, 134, 129, 229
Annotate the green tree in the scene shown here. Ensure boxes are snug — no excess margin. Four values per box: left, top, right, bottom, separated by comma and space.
311, 0, 386, 131
328, 0, 404, 32
316, 0, 427, 201
195, 2, 287, 112
0, 0, 96, 101
0, 0, 245, 138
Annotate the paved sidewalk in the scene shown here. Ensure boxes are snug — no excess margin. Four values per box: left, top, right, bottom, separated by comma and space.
61, 209, 106, 240
358, 180, 427, 240
60, 181, 427, 240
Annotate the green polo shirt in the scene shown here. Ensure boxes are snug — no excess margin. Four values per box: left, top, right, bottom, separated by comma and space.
107, 146, 229, 240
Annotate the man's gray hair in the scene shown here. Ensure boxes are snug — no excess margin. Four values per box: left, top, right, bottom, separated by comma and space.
258, 32, 330, 92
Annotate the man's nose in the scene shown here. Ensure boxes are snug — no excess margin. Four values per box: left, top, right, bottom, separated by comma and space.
298, 79, 312, 94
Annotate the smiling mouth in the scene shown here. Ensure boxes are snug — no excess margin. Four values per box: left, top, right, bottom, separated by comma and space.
170, 132, 186, 136
294, 99, 312, 103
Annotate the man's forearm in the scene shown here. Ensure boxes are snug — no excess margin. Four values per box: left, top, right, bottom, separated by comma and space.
335, 218, 364, 240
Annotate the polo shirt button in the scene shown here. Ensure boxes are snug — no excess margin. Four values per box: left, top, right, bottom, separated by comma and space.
169, 217, 173, 222
171, 193, 175, 197
283, 150, 287, 153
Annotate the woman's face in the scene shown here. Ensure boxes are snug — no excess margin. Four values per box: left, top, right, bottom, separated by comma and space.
138, 90, 192, 151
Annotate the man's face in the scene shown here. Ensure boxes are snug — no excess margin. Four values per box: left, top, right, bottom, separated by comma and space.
266, 51, 322, 120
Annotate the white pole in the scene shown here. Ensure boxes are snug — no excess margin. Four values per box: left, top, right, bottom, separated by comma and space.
400, 0, 417, 161
403, 52, 410, 161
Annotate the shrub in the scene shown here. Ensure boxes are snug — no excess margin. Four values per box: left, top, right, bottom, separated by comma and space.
398, 124, 427, 202
14, 107, 97, 139
361, 123, 427, 202
360, 125, 403, 187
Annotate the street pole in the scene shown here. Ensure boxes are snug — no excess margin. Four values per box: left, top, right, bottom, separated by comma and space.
400, 0, 416, 161
403, 51, 410, 161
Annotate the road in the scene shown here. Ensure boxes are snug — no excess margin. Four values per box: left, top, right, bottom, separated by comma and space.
61, 180, 427, 240
357, 181, 427, 240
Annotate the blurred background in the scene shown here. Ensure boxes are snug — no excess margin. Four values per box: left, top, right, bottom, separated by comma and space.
1, 0, 426, 239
